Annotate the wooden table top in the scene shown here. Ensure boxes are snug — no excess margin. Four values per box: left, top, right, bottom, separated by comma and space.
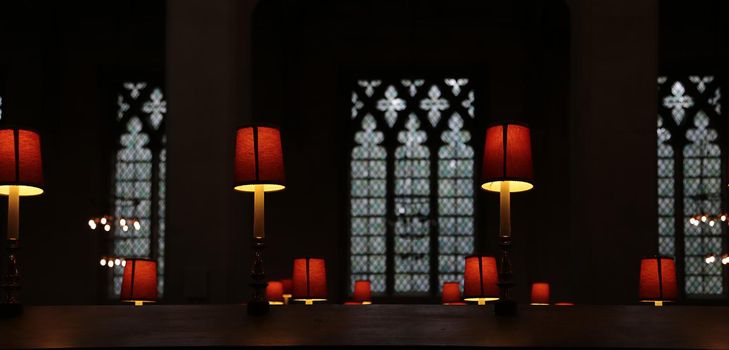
1, 304, 728, 348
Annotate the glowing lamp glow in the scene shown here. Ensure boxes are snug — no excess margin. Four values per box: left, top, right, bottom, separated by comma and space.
463, 256, 499, 305
480, 123, 533, 193
292, 257, 327, 304
639, 256, 677, 307
353, 280, 372, 303
530, 282, 550, 305
120, 259, 157, 306
442, 282, 465, 305
266, 281, 285, 305
234, 126, 285, 193
555, 302, 575, 306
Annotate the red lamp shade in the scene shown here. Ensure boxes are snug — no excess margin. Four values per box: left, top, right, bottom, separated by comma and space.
234, 125, 285, 192
120, 259, 157, 305
266, 281, 285, 305
481, 123, 533, 192
292, 257, 327, 302
442, 282, 465, 305
531, 282, 550, 305
281, 278, 293, 295
463, 256, 499, 303
0, 129, 44, 196
353, 280, 372, 302
639, 256, 677, 304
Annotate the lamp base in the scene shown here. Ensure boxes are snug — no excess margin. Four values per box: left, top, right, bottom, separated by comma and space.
494, 299, 517, 316
0, 303, 22, 318
247, 300, 270, 316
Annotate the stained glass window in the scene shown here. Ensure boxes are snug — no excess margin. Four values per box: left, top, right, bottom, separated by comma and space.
350, 78, 476, 298
111, 82, 167, 298
657, 75, 725, 297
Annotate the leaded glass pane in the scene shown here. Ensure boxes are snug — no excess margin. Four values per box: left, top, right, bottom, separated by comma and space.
394, 114, 431, 293
682, 107, 723, 296
437, 113, 474, 289
350, 114, 388, 293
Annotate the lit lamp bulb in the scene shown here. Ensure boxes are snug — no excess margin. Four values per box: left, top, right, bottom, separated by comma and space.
107, 260, 114, 267
104, 224, 111, 232
721, 215, 727, 222
100, 258, 107, 266
119, 218, 126, 226
121, 259, 127, 267
705, 254, 716, 264
114, 258, 121, 266
689, 218, 697, 226
88, 219, 97, 229
701, 215, 708, 223
721, 255, 729, 265
709, 220, 715, 227
133, 221, 141, 230
101, 217, 107, 225
122, 225, 128, 232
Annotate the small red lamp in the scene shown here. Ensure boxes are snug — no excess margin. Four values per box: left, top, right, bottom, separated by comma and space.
292, 257, 327, 305
480, 123, 534, 316
280, 278, 293, 304
442, 282, 466, 305
266, 281, 285, 305
120, 259, 157, 306
234, 125, 285, 316
639, 256, 677, 307
530, 282, 550, 305
0, 128, 44, 316
463, 256, 499, 305
353, 280, 372, 304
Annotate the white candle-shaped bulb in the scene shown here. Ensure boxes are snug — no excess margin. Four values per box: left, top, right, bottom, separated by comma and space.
7, 185, 19, 240
499, 181, 511, 237
254, 185, 265, 239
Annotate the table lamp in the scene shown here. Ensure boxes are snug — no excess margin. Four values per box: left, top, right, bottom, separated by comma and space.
234, 125, 285, 316
442, 282, 466, 305
530, 282, 550, 305
0, 128, 43, 317
120, 259, 157, 306
353, 280, 372, 304
266, 281, 285, 305
463, 255, 499, 305
292, 257, 327, 305
639, 256, 677, 307
280, 278, 293, 304
480, 123, 533, 316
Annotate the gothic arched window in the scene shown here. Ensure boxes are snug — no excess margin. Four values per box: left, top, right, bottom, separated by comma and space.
111, 82, 167, 298
657, 75, 726, 297
349, 77, 477, 298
